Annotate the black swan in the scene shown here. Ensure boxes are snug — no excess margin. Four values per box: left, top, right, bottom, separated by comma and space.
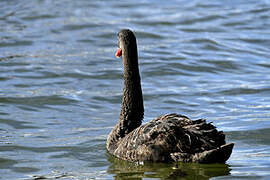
106, 29, 234, 163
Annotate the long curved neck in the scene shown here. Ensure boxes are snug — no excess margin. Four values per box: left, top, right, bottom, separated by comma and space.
107, 41, 144, 152
120, 46, 144, 135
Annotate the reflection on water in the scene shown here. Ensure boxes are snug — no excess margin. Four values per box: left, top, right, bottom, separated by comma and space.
1, 0, 270, 179
107, 154, 231, 180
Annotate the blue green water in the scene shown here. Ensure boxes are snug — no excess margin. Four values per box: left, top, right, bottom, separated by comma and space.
1, 0, 270, 179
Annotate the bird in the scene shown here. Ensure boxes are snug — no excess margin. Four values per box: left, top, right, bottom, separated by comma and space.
106, 29, 234, 163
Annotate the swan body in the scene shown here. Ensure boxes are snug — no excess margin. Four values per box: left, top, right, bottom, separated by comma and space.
106, 29, 234, 163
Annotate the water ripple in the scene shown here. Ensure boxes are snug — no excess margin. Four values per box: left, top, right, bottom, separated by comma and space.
1, 0, 270, 179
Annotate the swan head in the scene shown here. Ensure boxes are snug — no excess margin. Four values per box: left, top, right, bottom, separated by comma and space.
115, 29, 137, 59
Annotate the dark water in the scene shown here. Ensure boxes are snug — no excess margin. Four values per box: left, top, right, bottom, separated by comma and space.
1, 0, 270, 179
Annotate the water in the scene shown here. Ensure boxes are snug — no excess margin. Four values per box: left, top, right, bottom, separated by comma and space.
1, 0, 270, 179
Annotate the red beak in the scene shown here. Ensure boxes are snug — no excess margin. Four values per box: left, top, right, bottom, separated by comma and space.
115, 48, 122, 58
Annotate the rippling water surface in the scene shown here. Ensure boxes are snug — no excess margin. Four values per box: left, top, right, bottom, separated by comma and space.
1, 0, 270, 179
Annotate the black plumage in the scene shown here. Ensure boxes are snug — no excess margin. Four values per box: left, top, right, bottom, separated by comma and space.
106, 29, 234, 163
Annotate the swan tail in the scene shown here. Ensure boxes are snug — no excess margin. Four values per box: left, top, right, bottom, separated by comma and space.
192, 142, 234, 163
171, 143, 234, 163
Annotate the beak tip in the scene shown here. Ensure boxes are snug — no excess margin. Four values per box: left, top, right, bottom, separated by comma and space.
115, 48, 122, 58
